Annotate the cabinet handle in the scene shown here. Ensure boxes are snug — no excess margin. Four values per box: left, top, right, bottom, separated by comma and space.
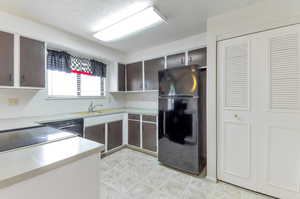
21, 75, 25, 83
9, 74, 13, 82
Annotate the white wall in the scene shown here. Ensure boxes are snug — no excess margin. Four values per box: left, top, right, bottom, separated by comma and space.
206, 0, 300, 181
124, 92, 158, 109
0, 11, 126, 119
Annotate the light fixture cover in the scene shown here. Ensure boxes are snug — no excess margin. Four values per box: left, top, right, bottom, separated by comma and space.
93, 6, 166, 42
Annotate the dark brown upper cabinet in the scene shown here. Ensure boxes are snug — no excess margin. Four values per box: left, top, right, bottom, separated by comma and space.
118, 63, 126, 91
107, 120, 123, 151
166, 52, 185, 68
188, 48, 207, 66
0, 31, 14, 86
144, 57, 164, 90
142, 122, 157, 152
20, 36, 45, 88
85, 124, 106, 145
126, 61, 143, 91
128, 119, 140, 147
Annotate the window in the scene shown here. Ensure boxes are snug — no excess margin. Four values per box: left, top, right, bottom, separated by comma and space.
48, 71, 106, 97
47, 49, 106, 97
48, 70, 77, 96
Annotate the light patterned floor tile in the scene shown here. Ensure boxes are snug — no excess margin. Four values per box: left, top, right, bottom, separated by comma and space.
99, 149, 272, 199
128, 183, 155, 199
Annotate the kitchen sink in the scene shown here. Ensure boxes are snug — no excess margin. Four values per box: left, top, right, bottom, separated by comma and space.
74, 109, 116, 116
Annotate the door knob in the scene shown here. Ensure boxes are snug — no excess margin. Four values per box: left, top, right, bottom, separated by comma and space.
234, 114, 240, 120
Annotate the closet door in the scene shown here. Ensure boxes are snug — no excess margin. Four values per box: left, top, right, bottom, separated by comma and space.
256, 25, 300, 199
217, 36, 257, 190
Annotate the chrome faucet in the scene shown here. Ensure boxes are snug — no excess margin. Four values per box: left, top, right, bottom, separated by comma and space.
88, 101, 103, 112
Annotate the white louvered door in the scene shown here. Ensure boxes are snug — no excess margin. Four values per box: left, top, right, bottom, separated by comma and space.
217, 36, 257, 190
218, 24, 300, 199
255, 25, 300, 199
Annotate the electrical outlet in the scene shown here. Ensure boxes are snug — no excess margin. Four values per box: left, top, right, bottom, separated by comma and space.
8, 98, 19, 106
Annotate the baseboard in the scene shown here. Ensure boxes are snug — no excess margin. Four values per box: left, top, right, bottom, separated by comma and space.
101, 145, 126, 158
126, 144, 158, 157
206, 175, 218, 183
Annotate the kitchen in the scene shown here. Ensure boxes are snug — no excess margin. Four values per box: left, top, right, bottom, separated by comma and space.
0, 0, 299, 199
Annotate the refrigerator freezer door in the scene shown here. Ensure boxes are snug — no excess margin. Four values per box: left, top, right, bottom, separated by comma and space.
159, 65, 200, 97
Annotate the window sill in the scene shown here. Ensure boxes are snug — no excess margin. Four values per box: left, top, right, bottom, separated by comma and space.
46, 96, 106, 100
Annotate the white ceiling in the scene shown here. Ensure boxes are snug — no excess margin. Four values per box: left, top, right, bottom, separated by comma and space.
0, 0, 260, 53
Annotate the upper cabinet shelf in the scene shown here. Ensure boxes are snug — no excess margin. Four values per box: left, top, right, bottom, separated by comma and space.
0, 31, 46, 90
110, 47, 207, 93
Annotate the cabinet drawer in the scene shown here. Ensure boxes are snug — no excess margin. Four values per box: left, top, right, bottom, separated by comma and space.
142, 115, 157, 122
128, 114, 140, 120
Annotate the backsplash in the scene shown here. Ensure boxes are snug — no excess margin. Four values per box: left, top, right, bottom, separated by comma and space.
0, 89, 125, 119
124, 92, 158, 109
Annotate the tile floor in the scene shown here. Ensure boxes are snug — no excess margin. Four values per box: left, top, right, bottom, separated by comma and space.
99, 148, 272, 199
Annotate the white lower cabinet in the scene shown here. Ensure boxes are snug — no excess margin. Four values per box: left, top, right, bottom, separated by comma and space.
218, 24, 300, 199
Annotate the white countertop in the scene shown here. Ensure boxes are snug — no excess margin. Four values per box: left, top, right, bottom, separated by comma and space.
0, 108, 158, 132
0, 136, 104, 189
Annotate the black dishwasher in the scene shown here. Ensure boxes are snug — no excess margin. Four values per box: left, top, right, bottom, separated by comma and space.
43, 119, 84, 137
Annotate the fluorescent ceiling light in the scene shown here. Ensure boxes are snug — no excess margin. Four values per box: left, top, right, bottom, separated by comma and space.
93, 6, 166, 42
91, 2, 149, 32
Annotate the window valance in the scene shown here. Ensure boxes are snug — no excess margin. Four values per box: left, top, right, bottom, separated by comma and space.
47, 50, 71, 73
47, 49, 107, 77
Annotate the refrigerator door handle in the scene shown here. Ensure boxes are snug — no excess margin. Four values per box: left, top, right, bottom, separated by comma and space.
163, 111, 166, 136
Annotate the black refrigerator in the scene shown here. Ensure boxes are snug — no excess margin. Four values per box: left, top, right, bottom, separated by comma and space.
158, 65, 207, 175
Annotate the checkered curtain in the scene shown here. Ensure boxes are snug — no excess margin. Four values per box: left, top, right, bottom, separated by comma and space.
47, 50, 71, 72
47, 49, 106, 77
91, 59, 107, 77
70, 56, 92, 74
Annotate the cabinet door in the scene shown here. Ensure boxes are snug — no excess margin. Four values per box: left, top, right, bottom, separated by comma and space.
128, 120, 140, 147
188, 48, 207, 66
118, 63, 126, 91
85, 124, 105, 144
166, 52, 185, 68
20, 36, 45, 88
107, 120, 123, 150
0, 31, 14, 86
142, 122, 157, 152
126, 62, 143, 91
144, 57, 164, 90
